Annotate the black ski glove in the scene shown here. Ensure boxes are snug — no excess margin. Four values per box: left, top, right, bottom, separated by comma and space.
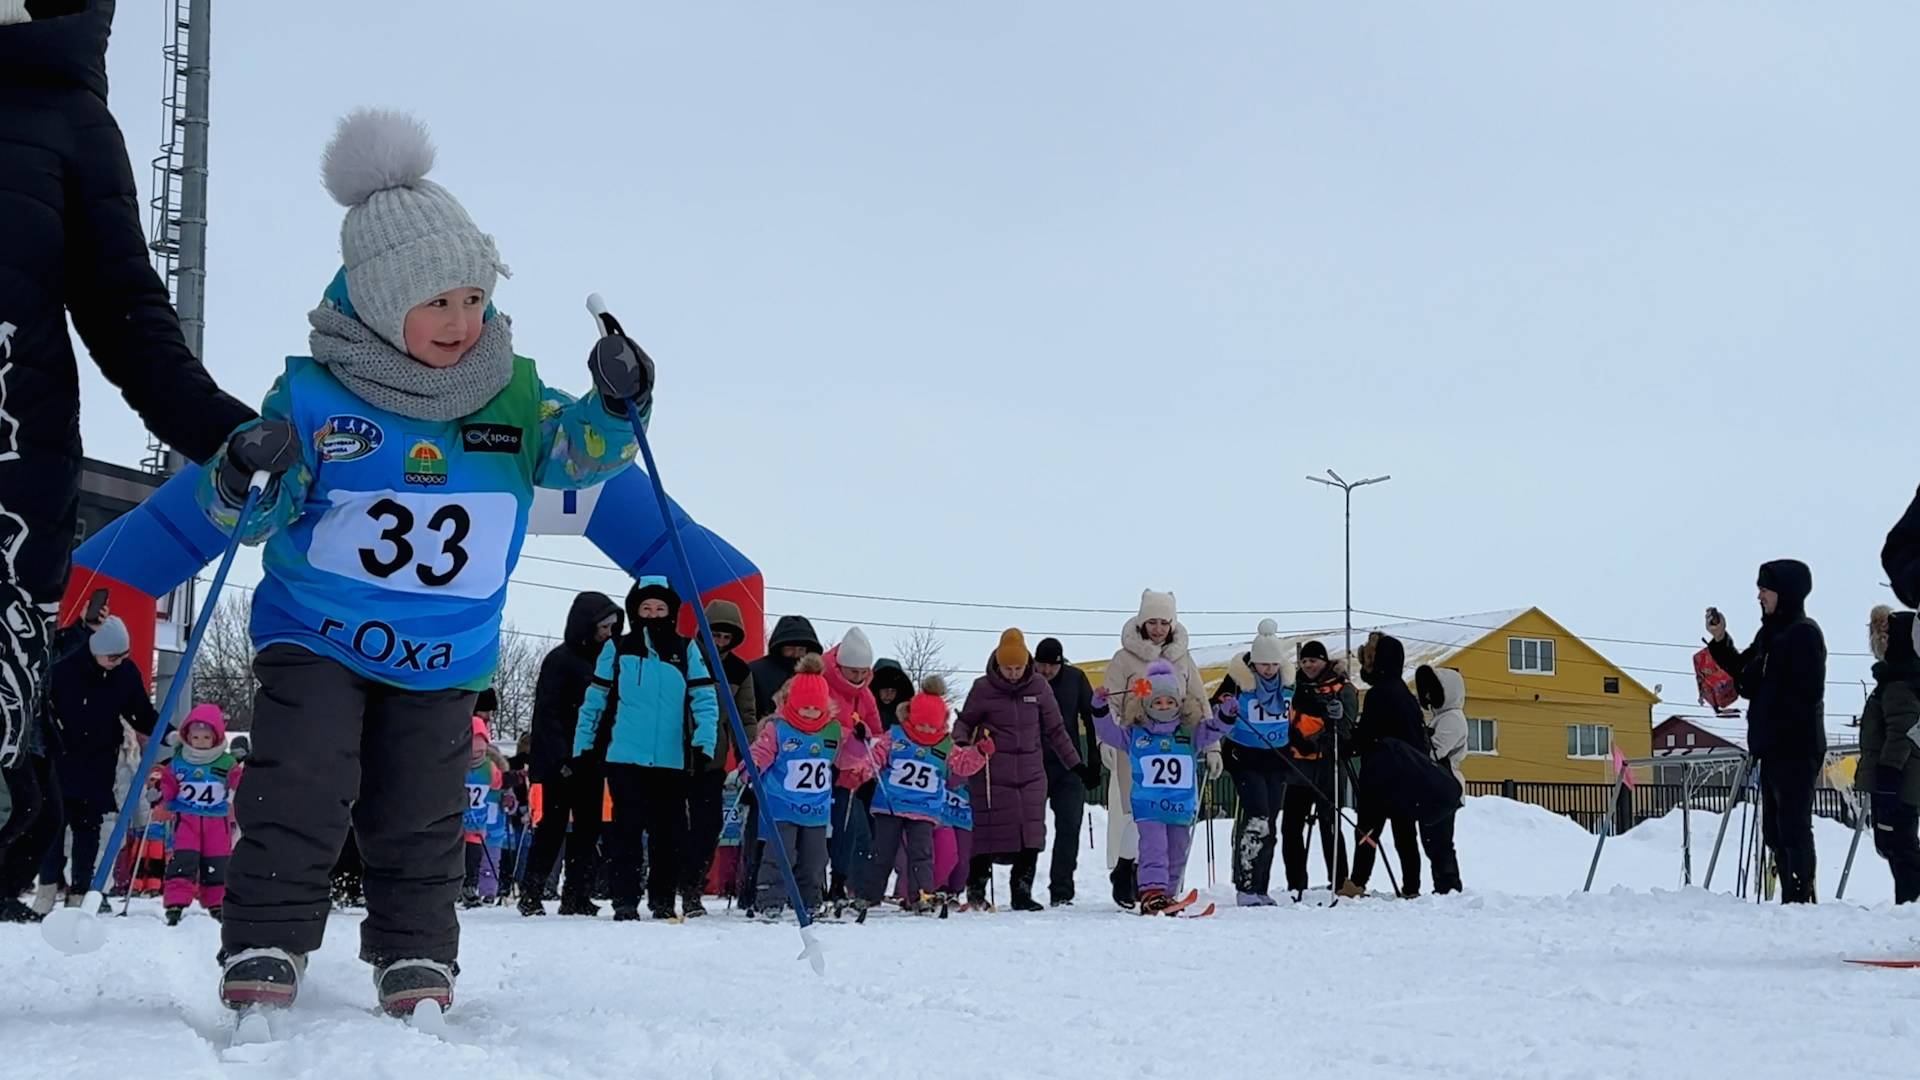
217, 420, 301, 507
1077, 763, 1103, 791
588, 331, 655, 415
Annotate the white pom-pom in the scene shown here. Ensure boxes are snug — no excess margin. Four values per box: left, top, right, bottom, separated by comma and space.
1257, 618, 1278, 636
321, 108, 436, 207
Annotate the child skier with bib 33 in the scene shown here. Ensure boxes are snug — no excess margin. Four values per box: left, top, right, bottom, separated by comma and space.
198, 109, 647, 1020
1091, 660, 1225, 915
852, 676, 990, 918
160, 704, 243, 925
748, 655, 874, 920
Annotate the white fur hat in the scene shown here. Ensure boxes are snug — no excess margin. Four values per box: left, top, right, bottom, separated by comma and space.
1136, 589, 1177, 625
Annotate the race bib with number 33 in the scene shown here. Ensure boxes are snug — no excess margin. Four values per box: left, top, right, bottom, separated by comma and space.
309, 490, 518, 600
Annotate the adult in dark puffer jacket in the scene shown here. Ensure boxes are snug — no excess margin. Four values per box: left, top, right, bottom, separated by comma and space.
519, 591, 621, 916
1707, 559, 1827, 903
1340, 633, 1424, 898
0, 0, 255, 850
675, 598, 757, 916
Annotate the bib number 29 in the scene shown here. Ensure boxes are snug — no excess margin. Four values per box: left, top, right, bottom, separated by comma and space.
1141, 754, 1188, 788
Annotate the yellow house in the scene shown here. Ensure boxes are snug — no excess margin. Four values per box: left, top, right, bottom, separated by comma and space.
1081, 607, 1655, 784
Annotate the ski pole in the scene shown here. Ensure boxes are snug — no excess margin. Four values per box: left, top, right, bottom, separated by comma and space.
589, 295, 824, 974
43, 470, 269, 956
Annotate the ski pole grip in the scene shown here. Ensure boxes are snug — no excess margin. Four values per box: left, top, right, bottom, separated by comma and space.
586, 292, 623, 338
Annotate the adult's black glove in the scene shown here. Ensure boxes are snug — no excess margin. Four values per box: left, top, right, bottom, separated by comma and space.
1077, 763, 1103, 791
1875, 765, 1905, 797
218, 420, 301, 506
589, 331, 655, 413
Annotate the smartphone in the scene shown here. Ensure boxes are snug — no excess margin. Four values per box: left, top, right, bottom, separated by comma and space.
85, 588, 109, 624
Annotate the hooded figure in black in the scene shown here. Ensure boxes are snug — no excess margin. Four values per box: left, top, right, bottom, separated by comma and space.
1706, 559, 1827, 903
1340, 634, 1424, 898
1, 0, 256, 849
1860, 607, 1920, 904
519, 591, 621, 916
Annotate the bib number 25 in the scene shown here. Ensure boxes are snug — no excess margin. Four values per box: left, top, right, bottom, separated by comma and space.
310, 490, 516, 600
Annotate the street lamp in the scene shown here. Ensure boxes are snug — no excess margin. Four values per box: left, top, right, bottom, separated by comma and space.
1306, 469, 1391, 661
1307, 469, 1389, 837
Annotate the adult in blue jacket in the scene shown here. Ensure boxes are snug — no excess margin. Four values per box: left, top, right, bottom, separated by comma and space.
575, 578, 718, 921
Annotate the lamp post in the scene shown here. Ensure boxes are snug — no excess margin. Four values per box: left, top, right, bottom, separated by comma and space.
1307, 469, 1389, 839
1305, 469, 1391, 660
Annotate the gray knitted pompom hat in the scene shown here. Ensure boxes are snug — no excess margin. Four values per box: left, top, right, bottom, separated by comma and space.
321, 108, 508, 353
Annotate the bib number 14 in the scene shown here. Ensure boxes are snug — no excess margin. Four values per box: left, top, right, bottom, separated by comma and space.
310, 490, 516, 600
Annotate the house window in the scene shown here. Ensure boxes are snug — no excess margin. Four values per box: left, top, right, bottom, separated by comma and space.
1508, 637, 1556, 675
1467, 718, 1497, 754
1604, 677, 1620, 695
1686, 733, 1695, 747
1666, 734, 1676, 747
1566, 723, 1611, 758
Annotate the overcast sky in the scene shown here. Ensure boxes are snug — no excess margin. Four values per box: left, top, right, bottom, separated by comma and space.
79, 2, 1916, 719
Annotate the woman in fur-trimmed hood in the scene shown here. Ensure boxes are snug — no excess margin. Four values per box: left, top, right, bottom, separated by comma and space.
1098, 589, 1215, 907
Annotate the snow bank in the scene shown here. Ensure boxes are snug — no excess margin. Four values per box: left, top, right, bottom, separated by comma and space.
6, 797, 1916, 1080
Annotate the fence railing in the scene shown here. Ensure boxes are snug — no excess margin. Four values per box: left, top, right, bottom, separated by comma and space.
1464, 779, 1861, 833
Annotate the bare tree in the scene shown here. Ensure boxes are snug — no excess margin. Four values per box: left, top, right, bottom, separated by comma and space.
893, 624, 958, 699
190, 595, 258, 730
488, 623, 547, 745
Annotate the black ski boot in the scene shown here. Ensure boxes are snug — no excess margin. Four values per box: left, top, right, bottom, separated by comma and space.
373, 958, 457, 1019
0, 899, 43, 924
611, 904, 641, 922
557, 894, 601, 917
165, 906, 184, 926
681, 890, 707, 919
1009, 856, 1044, 912
517, 892, 547, 917
220, 948, 306, 1011
1110, 858, 1138, 911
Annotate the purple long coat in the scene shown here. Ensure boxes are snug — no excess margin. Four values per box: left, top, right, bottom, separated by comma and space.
952, 656, 1083, 856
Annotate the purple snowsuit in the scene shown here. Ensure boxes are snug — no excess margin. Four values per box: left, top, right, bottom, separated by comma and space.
1094, 709, 1225, 896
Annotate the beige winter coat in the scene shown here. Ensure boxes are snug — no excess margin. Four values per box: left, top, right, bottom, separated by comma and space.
1101, 617, 1214, 865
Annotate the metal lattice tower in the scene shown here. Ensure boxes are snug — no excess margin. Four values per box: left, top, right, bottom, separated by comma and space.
143, 0, 212, 477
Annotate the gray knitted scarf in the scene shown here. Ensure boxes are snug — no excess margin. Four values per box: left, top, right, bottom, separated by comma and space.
308, 305, 513, 422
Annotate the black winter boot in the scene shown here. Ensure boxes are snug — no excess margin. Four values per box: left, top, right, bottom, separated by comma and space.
1110, 858, 1138, 910
1009, 850, 1044, 912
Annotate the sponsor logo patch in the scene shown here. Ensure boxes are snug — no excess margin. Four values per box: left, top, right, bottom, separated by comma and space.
461, 423, 523, 454
315, 415, 384, 462
403, 438, 449, 486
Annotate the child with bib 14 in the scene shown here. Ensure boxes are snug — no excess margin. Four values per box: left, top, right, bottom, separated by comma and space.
197, 108, 649, 1020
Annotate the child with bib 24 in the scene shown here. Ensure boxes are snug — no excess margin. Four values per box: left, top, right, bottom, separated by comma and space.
198, 109, 648, 1019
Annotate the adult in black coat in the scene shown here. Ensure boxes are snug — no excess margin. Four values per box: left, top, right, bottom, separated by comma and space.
1033, 637, 1102, 905
38, 617, 156, 899
519, 591, 621, 916
1883, 488, 1920, 611
1340, 634, 1425, 898
747, 616, 823, 718
1706, 559, 1827, 903
0, 2, 254, 852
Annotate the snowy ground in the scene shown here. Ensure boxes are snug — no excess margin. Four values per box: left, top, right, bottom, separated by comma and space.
8, 797, 1920, 1079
